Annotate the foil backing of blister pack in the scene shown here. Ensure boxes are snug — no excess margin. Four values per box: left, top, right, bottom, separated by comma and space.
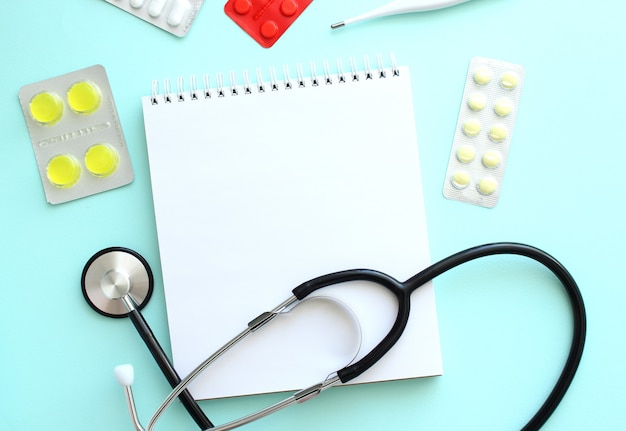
105, 0, 205, 37
18, 64, 134, 204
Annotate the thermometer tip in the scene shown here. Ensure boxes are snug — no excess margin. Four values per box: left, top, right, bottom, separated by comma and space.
330, 21, 345, 29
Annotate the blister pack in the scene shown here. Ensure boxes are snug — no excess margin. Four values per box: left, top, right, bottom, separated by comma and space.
105, 0, 205, 37
443, 57, 525, 208
18, 65, 134, 205
225, 0, 313, 48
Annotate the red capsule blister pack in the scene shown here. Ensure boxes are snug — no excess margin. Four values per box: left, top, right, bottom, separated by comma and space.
225, 0, 313, 48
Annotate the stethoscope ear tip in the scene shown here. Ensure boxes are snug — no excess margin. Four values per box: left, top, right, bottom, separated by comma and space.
113, 364, 145, 431
114, 364, 135, 387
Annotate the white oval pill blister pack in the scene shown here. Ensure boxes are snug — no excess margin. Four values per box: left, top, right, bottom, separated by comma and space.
105, 0, 205, 37
443, 57, 525, 208
18, 65, 134, 205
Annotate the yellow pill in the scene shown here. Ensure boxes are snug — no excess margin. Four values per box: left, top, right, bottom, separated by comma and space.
456, 145, 476, 163
451, 171, 471, 189
500, 71, 519, 90
477, 177, 497, 195
473, 66, 492, 85
67, 81, 102, 115
482, 150, 501, 168
47, 154, 81, 188
29, 91, 64, 125
489, 124, 508, 142
462, 119, 481, 137
85, 143, 119, 177
468, 93, 487, 112
494, 98, 513, 117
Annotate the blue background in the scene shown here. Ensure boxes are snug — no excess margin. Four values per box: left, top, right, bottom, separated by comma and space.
1, 0, 623, 429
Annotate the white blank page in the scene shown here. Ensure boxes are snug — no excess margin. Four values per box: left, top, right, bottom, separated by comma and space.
142, 63, 442, 399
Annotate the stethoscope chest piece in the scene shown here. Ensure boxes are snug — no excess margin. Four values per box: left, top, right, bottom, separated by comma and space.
82, 247, 154, 318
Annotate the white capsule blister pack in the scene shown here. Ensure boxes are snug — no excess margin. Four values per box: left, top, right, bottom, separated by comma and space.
443, 57, 525, 208
105, 0, 205, 37
18, 65, 134, 205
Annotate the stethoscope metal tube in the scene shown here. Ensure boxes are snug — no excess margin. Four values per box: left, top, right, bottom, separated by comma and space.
81, 247, 213, 430
141, 295, 346, 431
114, 369, 143, 431
123, 296, 213, 429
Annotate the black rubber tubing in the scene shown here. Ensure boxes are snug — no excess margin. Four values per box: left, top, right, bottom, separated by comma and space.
292, 242, 586, 431
81, 247, 214, 430
128, 309, 214, 430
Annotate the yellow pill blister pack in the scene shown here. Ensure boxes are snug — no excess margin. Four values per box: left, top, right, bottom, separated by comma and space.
443, 57, 525, 208
18, 65, 134, 205
105, 0, 205, 37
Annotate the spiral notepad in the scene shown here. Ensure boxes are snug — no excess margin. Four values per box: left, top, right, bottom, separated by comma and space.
142, 55, 442, 400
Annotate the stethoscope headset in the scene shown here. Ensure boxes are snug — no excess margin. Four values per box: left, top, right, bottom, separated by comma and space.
82, 242, 586, 431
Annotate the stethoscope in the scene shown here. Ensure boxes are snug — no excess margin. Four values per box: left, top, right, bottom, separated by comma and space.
82, 242, 587, 431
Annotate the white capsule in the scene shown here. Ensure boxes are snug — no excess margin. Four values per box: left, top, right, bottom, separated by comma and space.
167, 0, 190, 26
129, 0, 146, 8
148, 0, 167, 17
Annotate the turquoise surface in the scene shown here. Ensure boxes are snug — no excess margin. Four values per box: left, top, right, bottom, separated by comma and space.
1, 0, 624, 429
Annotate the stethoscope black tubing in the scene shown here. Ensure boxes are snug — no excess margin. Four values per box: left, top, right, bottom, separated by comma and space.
292, 242, 586, 431
81, 246, 213, 430
127, 308, 214, 430
293, 269, 408, 383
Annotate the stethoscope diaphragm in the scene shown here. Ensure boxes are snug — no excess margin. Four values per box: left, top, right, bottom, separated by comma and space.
81, 247, 154, 318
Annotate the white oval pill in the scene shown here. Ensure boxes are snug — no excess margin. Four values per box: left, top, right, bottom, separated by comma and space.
500, 71, 520, 90
451, 171, 471, 189
148, 0, 167, 17
477, 177, 497, 195
494, 98, 513, 117
488, 124, 508, 142
130, 0, 146, 8
456, 145, 476, 163
167, 0, 190, 26
473, 66, 492, 85
482, 150, 501, 169
468, 93, 487, 112
462, 119, 481, 137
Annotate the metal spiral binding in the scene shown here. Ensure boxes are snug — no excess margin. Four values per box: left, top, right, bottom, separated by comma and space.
283, 65, 293, 89
310, 62, 319, 86
256, 68, 265, 93
176, 76, 185, 102
163, 79, 172, 103
189, 75, 198, 100
269, 67, 279, 91
150, 80, 159, 105
229, 71, 238, 96
243, 69, 252, 94
216, 73, 225, 98
323, 60, 333, 85
296, 63, 306, 88
150, 54, 400, 105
